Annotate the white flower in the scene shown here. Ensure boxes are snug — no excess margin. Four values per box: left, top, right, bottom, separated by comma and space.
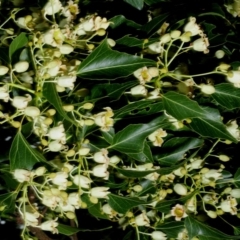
177, 229, 188, 240
201, 169, 222, 185
34, 166, 47, 176
187, 158, 203, 171
93, 149, 109, 163
102, 204, 116, 217
151, 231, 167, 240
171, 204, 188, 221
48, 124, 66, 142
45, 60, 62, 77
90, 186, 110, 198
25, 212, 40, 226
0, 66, 9, 75
200, 84, 215, 95
14, 61, 29, 73
134, 212, 150, 226
227, 71, 240, 84
42, 29, 64, 47
56, 76, 76, 90
13, 169, 31, 183
92, 164, 109, 179
148, 128, 167, 147
50, 172, 68, 190
130, 85, 148, 96
148, 42, 164, 54
16, 15, 32, 30
58, 201, 75, 212
192, 37, 209, 53
48, 140, 65, 152
94, 107, 114, 131
133, 67, 159, 84
220, 197, 238, 215
73, 175, 92, 189
144, 172, 160, 181
42, 189, 61, 209
226, 120, 240, 140
12, 94, 32, 109
24, 106, 40, 118
230, 189, 240, 198
68, 192, 81, 209
94, 16, 110, 30
59, 44, 74, 54
173, 183, 188, 196
43, 0, 62, 15
185, 197, 197, 213
40, 219, 58, 234
183, 17, 202, 36
0, 85, 9, 102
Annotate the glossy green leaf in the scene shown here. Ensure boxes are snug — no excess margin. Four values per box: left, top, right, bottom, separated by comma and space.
9, 32, 28, 60
234, 168, 240, 188
124, 0, 144, 10
58, 224, 80, 236
141, 13, 169, 35
189, 107, 237, 143
0, 192, 17, 213
43, 83, 77, 126
162, 91, 205, 120
156, 221, 184, 238
77, 40, 155, 80
110, 115, 169, 153
116, 36, 146, 48
109, 15, 141, 29
88, 203, 109, 219
9, 132, 46, 170
185, 216, 240, 239
108, 194, 146, 214
144, 0, 164, 5
102, 128, 115, 144
212, 83, 240, 110
157, 137, 203, 165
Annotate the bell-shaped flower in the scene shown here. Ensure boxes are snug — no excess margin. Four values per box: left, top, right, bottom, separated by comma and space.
48, 140, 65, 152
0, 85, 9, 102
24, 106, 41, 118
73, 175, 92, 189
90, 186, 110, 198
92, 164, 109, 180
56, 76, 76, 90
201, 169, 222, 185
0, 66, 9, 75
183, 17, 202, 36
48, 124, 66, 142
171, 204, 188, 221
68, 192, 81, 209
40, 218, 58, 234
24, 212, 40, 226
134, 212, 150, 226
94, 107, 114, 131
226, 120, 240, 140
13, 169, 32, 183
43, 0, 62, 16
50, 172, 68, 190
148, 128, 167, 147
93, 149, 109, 163
192, 37, 209, 53
130, 85, 148, 96
12, 94, 32, 109
151, 231, 167, 240
220, 197, 238, 215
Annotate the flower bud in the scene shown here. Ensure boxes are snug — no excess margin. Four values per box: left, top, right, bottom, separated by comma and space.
12, 95, 32, 109
180, 32, 192, 42
13, 169, 31, 183
97, 29, 106, 36
92, 164, 109, 179
227, 71, 240, 84
173, 183, 188, 195
11, 121, 21, 128
200, 84, 215, 95
82, 103, 94, 109
207, 210, 217, 219
63, 105, 74, 112
48, 140, 64, 152
24, 106, 40, 118
133, 185, 143, 192
169, 30, 180, 39
218, 155, 230, 162
90, 186, 110, 198
215, 50, 225, 59
34, 166, 46, 176
78, 147, 90, 156
130, 85, 147, 96
107, 38, 116, 47
59, 44, 74, 54
151, 231, 167, 240
73, 175, 92, 189
110, 155, 121, 164
230, 189, 240, 198
160, 33, 171, 43
14, 61, 29, 73
218, 63, 230, 71
0, 66, 9, 75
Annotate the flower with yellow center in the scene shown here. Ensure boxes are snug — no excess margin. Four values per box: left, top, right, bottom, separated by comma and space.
171, 204, 188, 221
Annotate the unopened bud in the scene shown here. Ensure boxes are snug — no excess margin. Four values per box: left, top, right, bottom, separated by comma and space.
63, 105, 74, 112
11, 121, 21, 128
14, 61, 29, 73
170, 30, 181, 39
97, 29, 106, 36
82, 103, 93, 109
218, 155, 230, 162
215, 50, 225, 59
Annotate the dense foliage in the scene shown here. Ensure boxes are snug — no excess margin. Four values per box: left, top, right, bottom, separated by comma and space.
1, 0, 240, 239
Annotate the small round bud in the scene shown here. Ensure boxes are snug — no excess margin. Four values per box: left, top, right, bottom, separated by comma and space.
24, 106, 40, 118
0, 66, 9, 76
170, 30, 181, 39
82, 103, 94, 109
66, 149, 75, 157
218, 155, 230, 162
200, 84, 215, 95
43, 118, 53, 125
63, 105, 74, 112
173, 183, 188, 195
65, 212, 76, 219
207, 210, 217, 218
97, 29, 106, 36
133, 185, 143, 192
180, 32, 192, 42
107, 38, 116, 47
46, 109, 56, 116
84, 119, 95, 126
87, 44, 95, 50
11, 121, 21, 128
78, 148, 90, 156
59, 44, 74, 54
14, 61, 29, 73
215, 50, 225, 59
89, 196, 98, 204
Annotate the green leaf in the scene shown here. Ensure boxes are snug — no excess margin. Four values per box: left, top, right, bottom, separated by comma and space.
0, 192, 17, 213
156, 221, 184, 238
114, 100, 163, 119
141, 13, 169, 35
109, 15, 141, 29
88, 203, 109, 219
212, 83, 240, 110
110, 115, 169, 153
116, 36, 146, 48
162, 91, 205, 120
9, 33, 28, 60
124, 0, 144, 10
157, 137, 203, 165
234, 168, 240, 188
102, 128, 115, 144
189, 107, 237, 143
9, 131, 46, 170
185, 216, 240, 239
108, 194, 146, 214
58, 224, 80, 236
144, 0, 165, 5
43, 83, 77, 126
77, 39, 155, 80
